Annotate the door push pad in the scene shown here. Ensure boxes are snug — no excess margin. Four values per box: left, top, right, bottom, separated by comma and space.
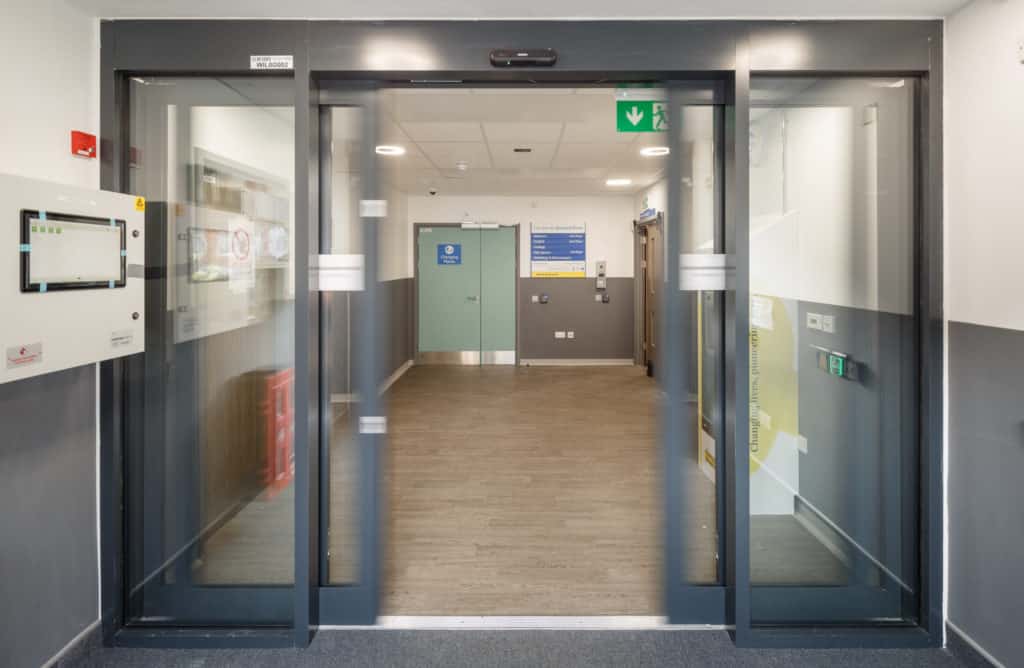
359, 415, 387, 434
360, 199, 387, 218
679, 253, 735, 291
310, 254, 364, 292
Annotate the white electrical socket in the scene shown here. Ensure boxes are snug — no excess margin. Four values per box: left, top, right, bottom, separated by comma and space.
567, 331, 575, 340
594, 294, 603, 302
806, 313, 822, 330
554, 331, 566, 339
531, 295, 539, 303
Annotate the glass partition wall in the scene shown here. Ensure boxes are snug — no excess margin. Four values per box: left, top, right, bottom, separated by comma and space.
746, 77, 920, 626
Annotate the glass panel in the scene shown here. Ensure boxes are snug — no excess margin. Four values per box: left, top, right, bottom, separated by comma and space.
665, 103, 722, 585
125, 77, 295, 625
748, 77, 918, 624
326, 106, 364, 584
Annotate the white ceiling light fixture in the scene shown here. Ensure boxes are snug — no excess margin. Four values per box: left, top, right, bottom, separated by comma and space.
375, 145, 406, 156
640, 146, 670, 157
606, 178, 632, 187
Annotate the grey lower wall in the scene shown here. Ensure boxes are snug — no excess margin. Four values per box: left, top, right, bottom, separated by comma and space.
329, 278, 414, 394
383, 278, 414, 379
948, 321, 1024, 667
795, 300, 917, 591
0, 364, 98, 668
518, 277, 634, 360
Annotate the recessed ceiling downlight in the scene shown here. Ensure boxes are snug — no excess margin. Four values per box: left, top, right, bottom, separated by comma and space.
375, 145, 406, 156
640, 146, 670, 157
606, 178, 632, 187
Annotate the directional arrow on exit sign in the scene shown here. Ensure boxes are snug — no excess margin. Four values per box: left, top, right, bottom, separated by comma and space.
616, 100, 668, 132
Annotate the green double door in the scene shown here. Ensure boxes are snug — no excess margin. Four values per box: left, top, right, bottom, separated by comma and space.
417, 225, 516, 364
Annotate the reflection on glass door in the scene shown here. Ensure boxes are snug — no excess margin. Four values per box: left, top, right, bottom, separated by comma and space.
747, 77, 919, 624
125, 76, 296, 626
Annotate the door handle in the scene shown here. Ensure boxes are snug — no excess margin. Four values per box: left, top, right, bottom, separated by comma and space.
466, 295, 479, 302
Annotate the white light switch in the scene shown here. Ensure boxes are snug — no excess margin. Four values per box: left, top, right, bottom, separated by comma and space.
554, 330, 566, 339
567, 331, 575, 340
531, 294, 539, 303
797, 434, 809, 454
822, 315, 835, 334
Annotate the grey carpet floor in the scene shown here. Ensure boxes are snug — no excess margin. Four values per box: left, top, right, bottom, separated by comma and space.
69, 630, 963, 667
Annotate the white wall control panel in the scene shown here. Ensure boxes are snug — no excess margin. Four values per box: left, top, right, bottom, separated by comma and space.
1, 173, 145, 384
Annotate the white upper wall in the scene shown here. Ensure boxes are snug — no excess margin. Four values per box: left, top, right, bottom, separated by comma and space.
407, 195, 636, 278
1, 0, 99, 189
947, 0, 1024, 331
67, 0, 967, 19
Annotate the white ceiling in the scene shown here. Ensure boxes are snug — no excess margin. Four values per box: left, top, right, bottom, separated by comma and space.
67, 0, 966, 19
334, 87, 687, 197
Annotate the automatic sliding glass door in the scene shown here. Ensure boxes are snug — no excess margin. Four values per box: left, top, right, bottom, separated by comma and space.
663, 85, 728, 622
319, 94, 385, 623
124, 76, 296, 627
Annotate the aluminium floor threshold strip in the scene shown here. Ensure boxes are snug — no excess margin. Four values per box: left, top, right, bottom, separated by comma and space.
320, 616, 732, 631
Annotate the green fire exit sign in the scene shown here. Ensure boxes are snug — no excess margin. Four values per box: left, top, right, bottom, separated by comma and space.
828, 353, 846, 377
616, 100, 668, 132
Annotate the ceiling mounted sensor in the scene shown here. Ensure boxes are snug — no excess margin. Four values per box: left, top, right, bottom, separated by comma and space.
513, 147, 533, 153
489, 48, 557, 68
640, 146, 670, 157
455, 160, 469, 171
606, 178, 632, 187
375, 145, 405, 156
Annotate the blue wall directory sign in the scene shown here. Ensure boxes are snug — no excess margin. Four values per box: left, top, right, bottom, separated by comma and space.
437, 243, 462, 265
530, 222, 586, 277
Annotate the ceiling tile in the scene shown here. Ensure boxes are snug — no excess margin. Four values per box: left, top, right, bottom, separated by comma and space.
551, 143, 629, 169
488, 143, 557, 169
401, 121, 483, 142
417, 142, 493, 169
482, 121, 563, 144
561, 119, 636, 143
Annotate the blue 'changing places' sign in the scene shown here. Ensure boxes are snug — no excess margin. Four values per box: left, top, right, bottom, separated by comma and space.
437, 243, 462, 265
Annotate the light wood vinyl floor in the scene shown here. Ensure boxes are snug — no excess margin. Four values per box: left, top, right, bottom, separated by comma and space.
194, 364, 851, 610
380, 364, 668, 615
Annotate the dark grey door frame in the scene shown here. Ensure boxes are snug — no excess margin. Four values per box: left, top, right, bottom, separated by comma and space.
98, 18, 944, 650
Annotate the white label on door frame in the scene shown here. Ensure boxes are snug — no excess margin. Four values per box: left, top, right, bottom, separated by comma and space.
250, 55, 294, 70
